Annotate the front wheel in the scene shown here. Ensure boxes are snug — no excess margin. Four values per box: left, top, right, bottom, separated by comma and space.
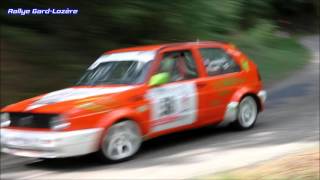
232, 96, 258, 130
97, 120, 142, 162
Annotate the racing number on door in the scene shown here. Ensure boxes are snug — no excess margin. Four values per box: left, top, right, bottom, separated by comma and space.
147, 83, 198, 133
159, 97, 175, 116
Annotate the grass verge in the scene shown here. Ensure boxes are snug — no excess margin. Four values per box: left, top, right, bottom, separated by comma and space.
200, 148, 319, 180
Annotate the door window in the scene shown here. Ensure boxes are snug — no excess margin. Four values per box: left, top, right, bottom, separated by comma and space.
157, 50, 198, 83
199, 48, 240, 76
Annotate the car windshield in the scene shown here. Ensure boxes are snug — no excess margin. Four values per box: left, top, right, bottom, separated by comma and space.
77, 51, 155, 85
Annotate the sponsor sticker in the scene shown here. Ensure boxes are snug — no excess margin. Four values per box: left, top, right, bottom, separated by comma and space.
241, 60, 250, 72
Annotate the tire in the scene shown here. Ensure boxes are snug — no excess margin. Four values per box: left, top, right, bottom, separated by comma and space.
97, 120, 142, 163
232, 96, 258, 130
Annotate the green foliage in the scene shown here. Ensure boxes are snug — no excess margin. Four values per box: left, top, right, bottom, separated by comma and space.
246, 20, 278, 44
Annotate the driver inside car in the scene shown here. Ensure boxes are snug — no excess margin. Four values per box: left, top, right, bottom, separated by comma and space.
158, 53, 186, 82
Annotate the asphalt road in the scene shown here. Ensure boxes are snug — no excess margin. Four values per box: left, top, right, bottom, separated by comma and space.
1, 36, 319, 179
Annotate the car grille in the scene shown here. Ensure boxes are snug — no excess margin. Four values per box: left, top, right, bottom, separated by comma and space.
9, 113, 57, 128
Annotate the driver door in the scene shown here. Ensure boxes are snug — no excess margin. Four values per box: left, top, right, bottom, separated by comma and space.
147, 50, 199, 133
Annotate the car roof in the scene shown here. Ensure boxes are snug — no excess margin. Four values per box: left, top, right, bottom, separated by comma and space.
104, 41, 227, 54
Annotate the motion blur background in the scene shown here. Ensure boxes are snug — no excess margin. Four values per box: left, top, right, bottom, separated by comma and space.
1, 0, 319, 107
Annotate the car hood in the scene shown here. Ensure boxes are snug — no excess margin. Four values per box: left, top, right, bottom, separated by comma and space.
2, 85, 136, 113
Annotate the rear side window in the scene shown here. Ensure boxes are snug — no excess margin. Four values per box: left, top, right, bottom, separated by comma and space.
199, 48, 240, 76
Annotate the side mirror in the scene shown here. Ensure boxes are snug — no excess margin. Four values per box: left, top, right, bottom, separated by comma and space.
148, 72, 170, 87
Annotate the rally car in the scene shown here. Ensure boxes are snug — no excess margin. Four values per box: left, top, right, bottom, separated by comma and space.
1, 41, 267, 162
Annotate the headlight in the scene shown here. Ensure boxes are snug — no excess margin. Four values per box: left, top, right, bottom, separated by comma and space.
0, 113, 11, 127
50, 115, 70, 131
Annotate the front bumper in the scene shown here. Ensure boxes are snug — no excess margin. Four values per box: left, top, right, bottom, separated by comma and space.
0, 128, 103, 158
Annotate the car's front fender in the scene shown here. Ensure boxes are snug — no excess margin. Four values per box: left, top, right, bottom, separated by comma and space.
96, 107, 148, 135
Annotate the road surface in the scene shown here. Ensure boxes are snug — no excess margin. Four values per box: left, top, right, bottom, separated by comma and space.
1, 35, 319, 179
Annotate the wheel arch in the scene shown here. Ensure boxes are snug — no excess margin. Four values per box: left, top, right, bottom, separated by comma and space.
96, 108, 147, 146
220, 87, 261, 127
97, 108, 146, 133
230, 87, 262, 112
